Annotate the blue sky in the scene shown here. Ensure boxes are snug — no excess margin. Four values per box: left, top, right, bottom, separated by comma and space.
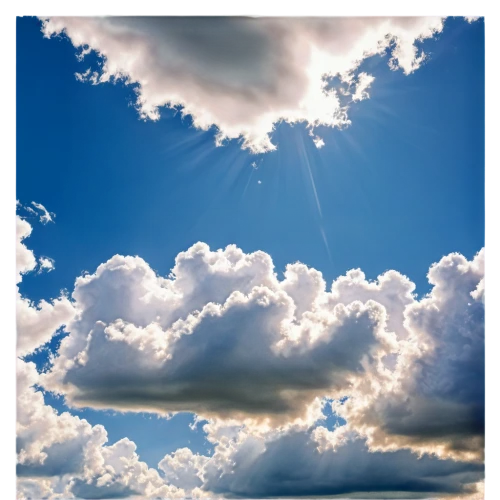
15, 16, 485, 498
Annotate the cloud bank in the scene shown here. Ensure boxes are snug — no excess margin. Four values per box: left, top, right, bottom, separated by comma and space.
39, 242, 484, 461
197, 422, 483, 499
16, 209, 184, 499
16, 208, 484, 498
39, 16, 459, 152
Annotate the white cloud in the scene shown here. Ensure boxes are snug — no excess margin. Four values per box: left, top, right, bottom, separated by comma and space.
17, 291, 75, 357
464, 8, 481, 24
42, 243, 400, 423
181, 420, 483, 499
31, 201, 55, 224
15, 354, 485, 499
159, 447, 208, 491
17, 359, 185, 499
16, 216, 37, 284
40, 16, 452, 153
312, 135, 325, 148
17, 476, 73, 500
38, 256, 55, 273
335, 249, 485, 461
15, 231, 484, 497
39, 241, 484, 466
17, 359, 102, 475
70, 437, 183, 499
15, 213, 75, 357
351, 72, 376, 102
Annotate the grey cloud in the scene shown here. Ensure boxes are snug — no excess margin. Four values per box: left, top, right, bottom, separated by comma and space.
16, 238, 485, 497
16, 360, 184, 499
337, 250, 484, 461
43, 243, 399, 421
202, 429, 483, 499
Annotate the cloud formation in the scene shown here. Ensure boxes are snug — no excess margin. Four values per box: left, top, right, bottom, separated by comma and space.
335, 250, 485, 462
196, 422, 484, 499
16, 215, 37, 284
16, 201, 487, 500
43, 243, 402, 421
16, 211, 74, 356
38, 256, 55, 273
31, 201, 55, 224
16, 211, 186, 499
39, 242, 484, 464
16, 227, 484, 498
17, 359, 185, 499
40, 16, 453, 152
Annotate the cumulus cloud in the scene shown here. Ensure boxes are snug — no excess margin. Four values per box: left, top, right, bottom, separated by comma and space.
40, 241, 484, 468
16, 234, 485, 498
17, 359, 102, 476
159, 447, 208, 491
39, 16, 456, 153
15, 209, 186, 498
335, 250, 485, 462
43, 243, 402, 421
195, 422, 484, 499
70, 437, 182, 499
38, 257, 55, 273
16, 215, 37, 284
17, 476, 73, 500
15, 359, 485, 499
17, 359, 185, 499
31, 201, 55, 224
17, 291, 75, 357
16, 213, 75, 356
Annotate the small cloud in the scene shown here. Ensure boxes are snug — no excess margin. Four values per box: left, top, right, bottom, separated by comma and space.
31, 201, 55, 224
251, 159, 264, 170
352, 72, 375, 102
313, 136, 325, 149
257, 180, 262, 184
465, 16, 480, 23
464, 8, 481, 24
17, 200, 35, 215
38, 257, 55, 274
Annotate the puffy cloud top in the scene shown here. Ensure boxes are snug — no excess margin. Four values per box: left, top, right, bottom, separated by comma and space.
44, 243, 404, 421
16, 230, 484, 498
16, 212, 75, 357
38, 242, 484, 466
17, 359, 186, 499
